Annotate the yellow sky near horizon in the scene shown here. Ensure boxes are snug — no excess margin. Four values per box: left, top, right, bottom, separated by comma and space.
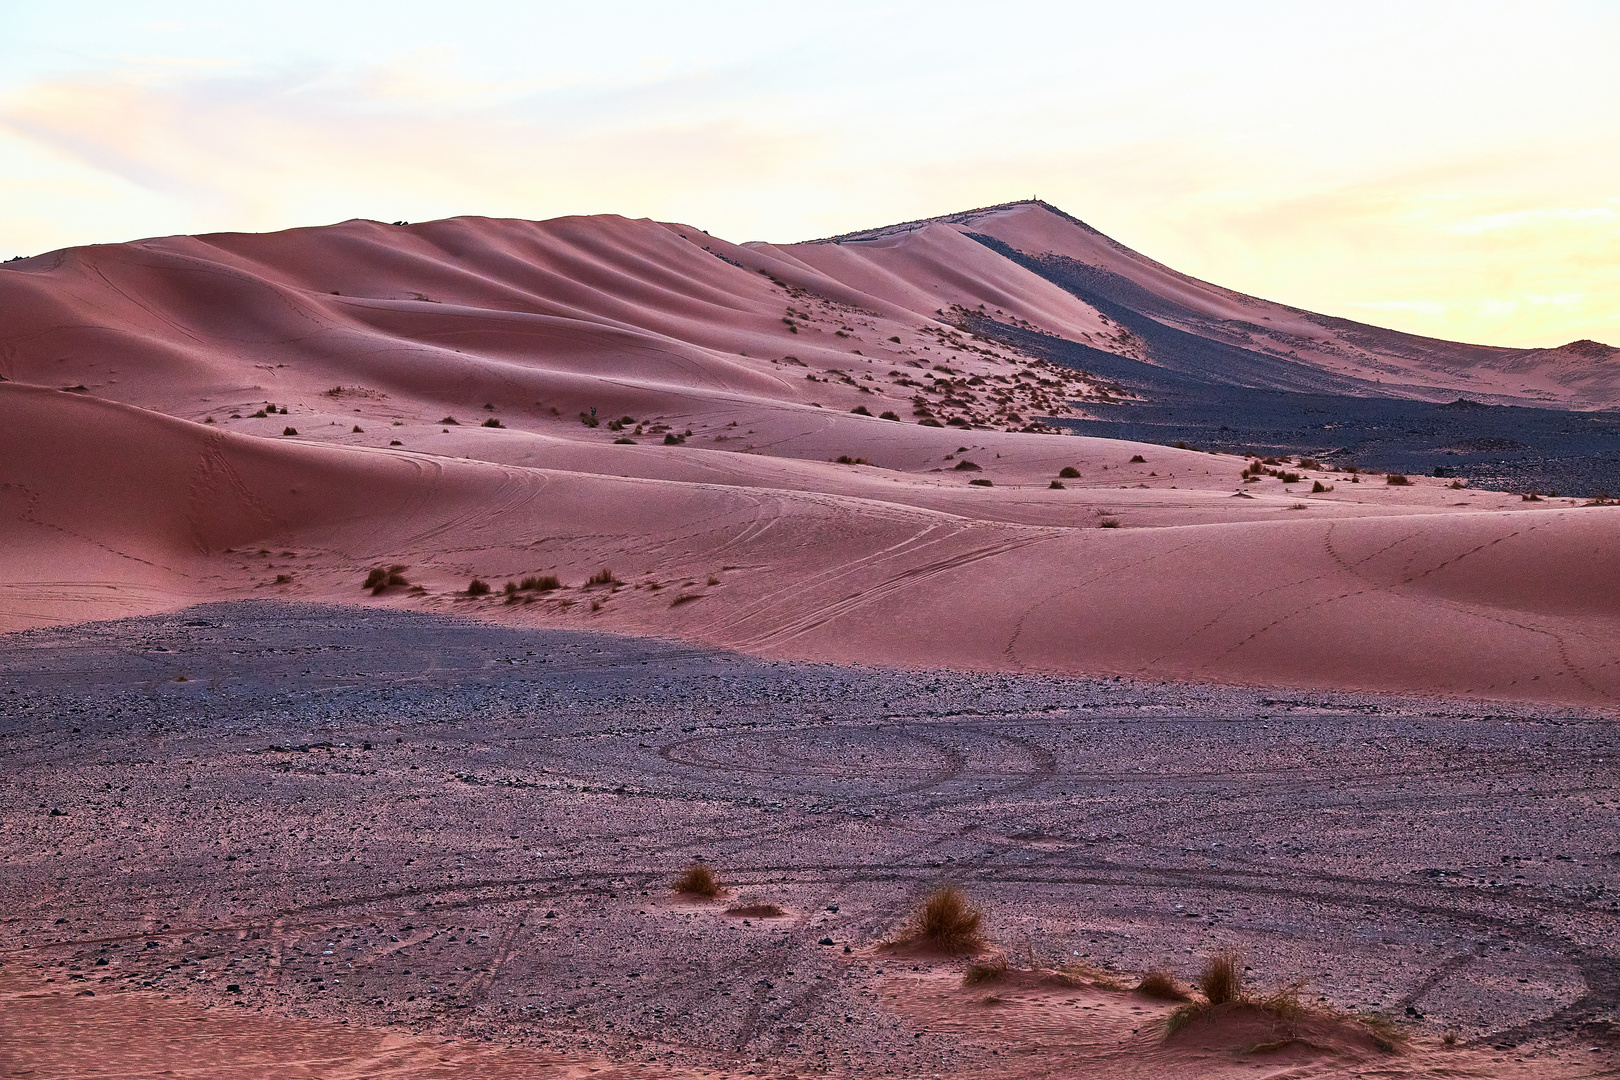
0, 1, 1615, 349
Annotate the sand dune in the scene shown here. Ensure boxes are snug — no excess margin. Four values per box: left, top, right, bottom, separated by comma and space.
1, 204, 1617, 708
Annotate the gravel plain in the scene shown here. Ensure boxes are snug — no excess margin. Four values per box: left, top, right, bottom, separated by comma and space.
2, 602, 1617, 1077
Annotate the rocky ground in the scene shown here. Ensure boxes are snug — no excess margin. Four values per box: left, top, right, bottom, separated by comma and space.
2, 602, 1617, 1078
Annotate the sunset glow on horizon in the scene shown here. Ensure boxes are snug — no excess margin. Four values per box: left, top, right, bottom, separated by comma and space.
1, 0, 1615, 349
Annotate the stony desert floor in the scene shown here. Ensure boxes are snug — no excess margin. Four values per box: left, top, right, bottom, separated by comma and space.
2, 602, 1616, 1078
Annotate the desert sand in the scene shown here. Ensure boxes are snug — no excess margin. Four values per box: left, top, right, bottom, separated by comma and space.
2, 202, 1617, 1077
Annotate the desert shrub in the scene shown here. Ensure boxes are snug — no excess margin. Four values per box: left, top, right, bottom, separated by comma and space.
909, 885, 984, 951
614, 437, 635, 444
953, 460, 981, 471
578, 412, 599, 428
674, 863, 721, 897
835, 455, 872, 465
482, 418, 503, 428
880, 411, 900, 421
1386, 473, 1411, 486
918, 418, 943, 427
962, 954, 1009, 986
1059, 466, 1081, 478
1449, 480, 1466, 489
888, 335, 901, 343
1098, 517, 1121, 528
1198, 952, 1243, 1005
969, 478, 993, 487
1129, 454, 1146, 463
586, 567, 619, 586
520, 575, 561, 592
1049, 480, 1065, 489
663, 433, 685, 445
1298, 457, 1322, 469
503, 580, 518, 595
282, 427, 298, 436
670, 593, 703, 606
1135, 969, 1190, 1000
1311, 480, 1328, 493
1522, 492, 1542, 501
274, 574, 292, 584
363, 565, 410, 594
352, 425, 363, 433
440, 416, 459, 425
1280, 471, 1301, 484
726, 903, 786, 918
389, 439, 403, 446
467, 578, 491, 596
851, 405, 872, 416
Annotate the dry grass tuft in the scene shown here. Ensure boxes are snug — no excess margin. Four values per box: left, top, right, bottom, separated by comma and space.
466, 578, 491, 596
962, 954, 1009, 986
907, 885, 984, 952
1199, 952, 1244, 1005
673, 863, 721, 897
725, 903, 786, 918
363, 565, 410, 595
520, 575, 561, 592
586, 567, 620, 587
1136, 969, 1191, 1001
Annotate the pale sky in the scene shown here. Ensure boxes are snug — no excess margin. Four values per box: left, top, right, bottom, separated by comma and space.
2, 0, 1615, 348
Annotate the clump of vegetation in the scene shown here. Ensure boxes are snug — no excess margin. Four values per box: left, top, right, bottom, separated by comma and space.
363, 565, 410, 594
1199, 952, 1244, 1004
726, 902, 786, 918
1136, 969, 1191, 1001
962, 954, 1009, 986
520, 575, 561, 592
578, 412, 599, 428
880, 411, 900, 421
1129, 454, 1146, 463
1386, 473, 1411, 486
482, 418, 503, 428
1311, 480, 1329, 493
674, 863, 721, 897
969, 478, 993, 487
440, 416, 459, 425
1522, 492, 1543, 501
836, 455, 872, 465
274, 574, 292, 585
663, 433, 686, 445
905, 885, 984, 952
614, 437, 636, 444
953, 460, 981, 472
282, 427, 298, 436
352, 425, 363, 433
1049, 480, 1065, 489
1059, 466, 1081, 478
1098, 517, 1121, 528
466, 578, 491, 596
586, 567, 619, 586
851, 405, 872, 416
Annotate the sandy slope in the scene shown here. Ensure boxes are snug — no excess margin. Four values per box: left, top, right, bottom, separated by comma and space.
2, 377, 1616, 708
1, 205, 1618, 708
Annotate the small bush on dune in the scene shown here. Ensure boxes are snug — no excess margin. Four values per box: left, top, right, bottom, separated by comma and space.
1199, 952, 1243, 1005
908, 885, 984, 952
1129, 454, 1146, 463
467, 578, 491, 596
1386, 473, 1411, 486
1049, 480, 1065, 489
851, 405, 872, 416
674, 863, 721, 897
880, 411, 900, 421
969, 478, 993, 487
1311, 480, 1328, 493
1136, 969, 1191, 1001
1059, 466, 1081, 478
482, 418, 503, 428
282, 427, 298, 436
1098, 517, 1121, 528
363, 565, 410, 594
726, 902, 786, 918
586, 567, 619, 586
520, 575, 561, 592
962, 954, 1009, 986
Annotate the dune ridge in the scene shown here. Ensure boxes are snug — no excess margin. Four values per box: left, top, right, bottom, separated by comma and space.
2, 203, 1617, 707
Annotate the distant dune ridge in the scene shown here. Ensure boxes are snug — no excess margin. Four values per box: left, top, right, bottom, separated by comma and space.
1, 200, 1616, 706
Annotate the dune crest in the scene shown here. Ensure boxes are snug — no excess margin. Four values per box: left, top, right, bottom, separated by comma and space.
2, 205, 1616, 707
